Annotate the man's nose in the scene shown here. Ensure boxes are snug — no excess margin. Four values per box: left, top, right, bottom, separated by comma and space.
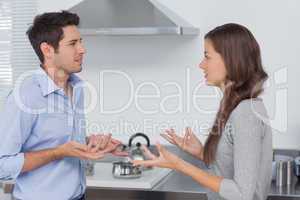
78, 43, 86, 54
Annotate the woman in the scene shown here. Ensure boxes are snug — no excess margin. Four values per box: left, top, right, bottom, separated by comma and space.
133, 23, 273, 200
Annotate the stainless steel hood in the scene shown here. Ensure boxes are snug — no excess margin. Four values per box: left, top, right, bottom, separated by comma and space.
68, 0, 199, 36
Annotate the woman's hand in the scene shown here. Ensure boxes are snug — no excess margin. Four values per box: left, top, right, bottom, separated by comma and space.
161, 127, 204, 160
132, 143, 182, 170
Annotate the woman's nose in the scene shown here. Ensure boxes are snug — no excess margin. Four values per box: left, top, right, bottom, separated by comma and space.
199, 60, 204, 69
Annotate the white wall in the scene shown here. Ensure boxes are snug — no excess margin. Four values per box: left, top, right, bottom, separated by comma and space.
38, 0, 300, 149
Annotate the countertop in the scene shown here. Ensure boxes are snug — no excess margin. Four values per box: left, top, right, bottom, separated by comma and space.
87, 167, 300, 200
86, 148, 300, 200
86, 162, 172, 189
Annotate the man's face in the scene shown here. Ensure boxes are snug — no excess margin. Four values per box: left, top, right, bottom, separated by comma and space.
53, 25, 86, 74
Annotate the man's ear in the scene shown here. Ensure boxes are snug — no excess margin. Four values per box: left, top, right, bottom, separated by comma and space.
40, 42, 55, 61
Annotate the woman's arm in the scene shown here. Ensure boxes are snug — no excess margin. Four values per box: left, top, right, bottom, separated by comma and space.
132, 143, 222, 193
176, 158, 223, 193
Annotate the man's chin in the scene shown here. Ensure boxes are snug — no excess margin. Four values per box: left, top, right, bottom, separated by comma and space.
71, 65, 82, 73
76, 66, 83, 73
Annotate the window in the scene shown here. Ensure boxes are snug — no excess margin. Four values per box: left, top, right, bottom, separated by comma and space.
0, 0, 12, 108
0, 0, 38, 109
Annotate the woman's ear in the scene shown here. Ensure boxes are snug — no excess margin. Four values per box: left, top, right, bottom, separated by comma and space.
40, 42, 54, 61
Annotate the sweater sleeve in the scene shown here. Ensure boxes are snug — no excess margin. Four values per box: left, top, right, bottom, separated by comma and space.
218, 102, 264, 200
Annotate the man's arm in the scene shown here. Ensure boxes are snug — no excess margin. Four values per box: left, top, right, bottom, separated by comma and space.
21, 148, 59, 173
0, 93, 34, 180
21, 141, 106, 173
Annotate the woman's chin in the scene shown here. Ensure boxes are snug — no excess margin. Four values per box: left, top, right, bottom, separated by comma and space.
205, 80, 213, 86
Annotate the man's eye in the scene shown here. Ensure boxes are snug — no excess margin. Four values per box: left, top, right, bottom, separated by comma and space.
70, 43, 76, 46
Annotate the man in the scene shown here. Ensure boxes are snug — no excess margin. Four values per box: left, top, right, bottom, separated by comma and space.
0, 11, 124, 200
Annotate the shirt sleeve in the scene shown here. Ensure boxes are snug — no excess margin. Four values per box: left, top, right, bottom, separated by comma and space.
0, 92, 35, 180
218, 103, 263, 200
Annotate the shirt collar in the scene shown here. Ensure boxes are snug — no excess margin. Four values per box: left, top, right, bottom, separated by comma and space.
35, 67, 83, 97
68, 72, 82, 88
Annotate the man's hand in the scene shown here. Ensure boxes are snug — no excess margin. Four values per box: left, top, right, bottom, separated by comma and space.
21, 135, 127, 173
87, 134, 112, 153
55, 141, 105, 160
110, 139, 129, 157
86, 134, 128, 156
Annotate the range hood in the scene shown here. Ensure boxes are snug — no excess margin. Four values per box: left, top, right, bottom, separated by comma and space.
68, 0, 199, 36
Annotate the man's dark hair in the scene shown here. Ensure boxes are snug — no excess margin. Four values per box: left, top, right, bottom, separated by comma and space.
26, 10, 80, 63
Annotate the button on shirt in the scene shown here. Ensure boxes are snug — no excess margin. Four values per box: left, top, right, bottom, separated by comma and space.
0, 68, 87, 200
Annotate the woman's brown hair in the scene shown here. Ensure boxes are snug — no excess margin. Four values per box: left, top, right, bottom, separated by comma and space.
203, 23, 268, 165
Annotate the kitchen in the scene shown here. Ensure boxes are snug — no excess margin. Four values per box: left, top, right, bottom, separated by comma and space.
0, 0, 299, 199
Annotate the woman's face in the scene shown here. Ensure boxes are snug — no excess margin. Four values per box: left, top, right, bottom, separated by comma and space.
199, 39, 227, 89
